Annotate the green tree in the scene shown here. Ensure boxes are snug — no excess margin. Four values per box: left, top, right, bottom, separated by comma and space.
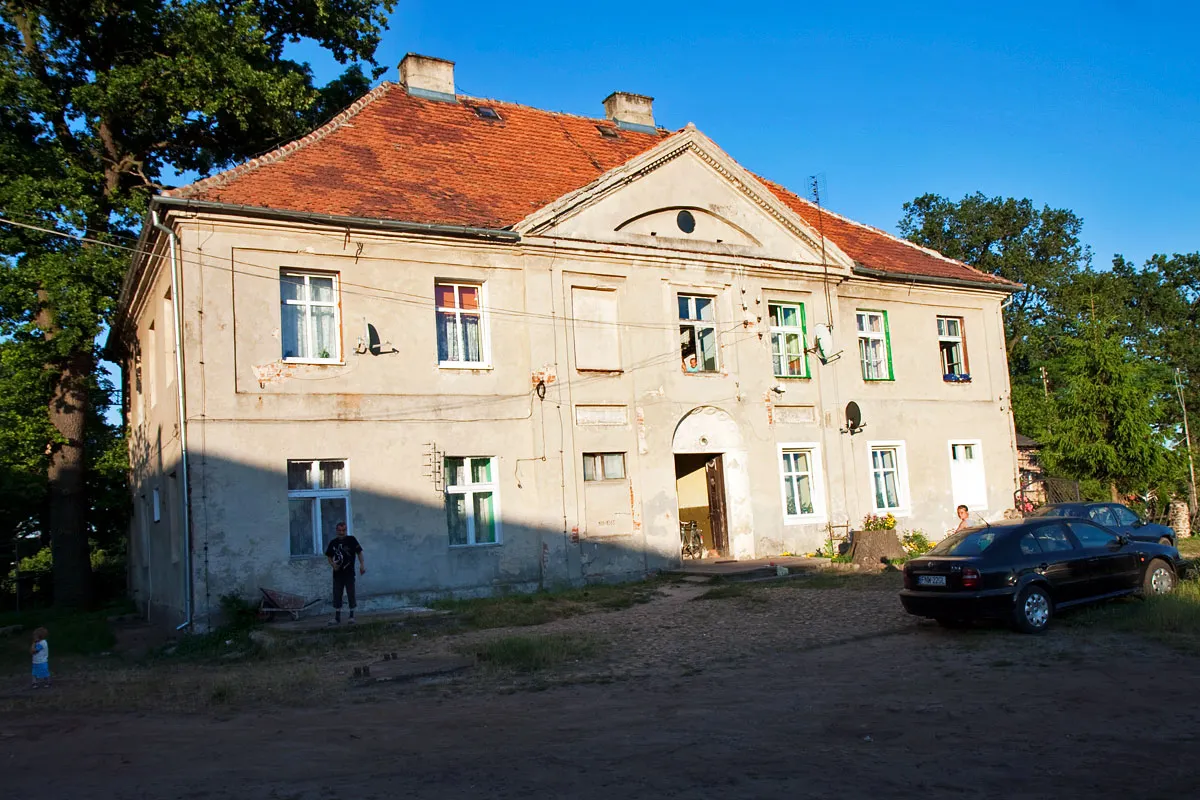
1040, 318, 1170, 501
898, 193, 1091, 377
0, 0, 395, 606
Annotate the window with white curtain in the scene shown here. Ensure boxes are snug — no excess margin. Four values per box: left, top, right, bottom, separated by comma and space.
445, 457, 500, 546
769, 302, 808, 378
287, 459, 350, 556
436, 282, 487, 365
582, 452, 626, 481
856, 310, 892, 381
778, 443, 826, 523
868, 441, 910, 514
280, 272, 340, 361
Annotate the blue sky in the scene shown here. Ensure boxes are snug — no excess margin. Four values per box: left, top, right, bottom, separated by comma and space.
290, 0, 1199, 268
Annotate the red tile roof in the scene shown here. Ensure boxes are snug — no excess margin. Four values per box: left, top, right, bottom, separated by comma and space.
760, 179, 1017, 288
169, 83, 1016, 289
168, 83, 668, 229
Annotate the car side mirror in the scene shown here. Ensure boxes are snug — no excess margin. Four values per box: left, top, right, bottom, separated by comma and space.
1116, 534, 1130, 546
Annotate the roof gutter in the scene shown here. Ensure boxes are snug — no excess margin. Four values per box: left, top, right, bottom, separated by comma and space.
852, 264, 1023, 294
150, 210, 193, 633
153, 196, 521, 242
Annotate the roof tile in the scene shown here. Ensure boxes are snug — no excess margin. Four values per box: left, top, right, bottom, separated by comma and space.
170, 83, 1015, 289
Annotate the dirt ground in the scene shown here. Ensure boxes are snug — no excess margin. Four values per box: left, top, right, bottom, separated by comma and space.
2, 576, 1198, 799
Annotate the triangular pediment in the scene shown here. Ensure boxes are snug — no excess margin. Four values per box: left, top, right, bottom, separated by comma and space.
517, 126, 855, 270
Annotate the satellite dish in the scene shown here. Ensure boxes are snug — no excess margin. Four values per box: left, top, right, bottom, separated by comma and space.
813, 323, 840, 363
844, 401, 865, 435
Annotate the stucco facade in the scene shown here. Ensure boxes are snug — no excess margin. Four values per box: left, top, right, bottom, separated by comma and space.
114, 63, 1019, 628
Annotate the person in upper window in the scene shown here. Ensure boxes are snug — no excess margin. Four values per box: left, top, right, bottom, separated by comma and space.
684, 353, 700, 373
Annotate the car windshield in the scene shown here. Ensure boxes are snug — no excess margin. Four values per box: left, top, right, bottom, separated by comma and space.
927, 529, 999, 557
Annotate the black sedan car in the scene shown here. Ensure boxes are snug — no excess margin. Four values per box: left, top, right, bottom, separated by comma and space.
899, 517, 1183, 633
1029, 502, 1176, 547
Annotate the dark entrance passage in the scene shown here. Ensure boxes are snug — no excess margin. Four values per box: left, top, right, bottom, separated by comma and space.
674, 453, 729, 557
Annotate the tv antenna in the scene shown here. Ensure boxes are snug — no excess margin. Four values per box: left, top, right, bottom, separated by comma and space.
810, 174, 835, 337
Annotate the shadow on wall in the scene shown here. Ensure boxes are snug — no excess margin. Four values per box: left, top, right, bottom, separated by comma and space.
128, 452, 679, 629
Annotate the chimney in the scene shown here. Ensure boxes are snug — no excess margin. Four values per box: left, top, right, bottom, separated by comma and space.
603, 92, 656, 132
399, 53, 456, 103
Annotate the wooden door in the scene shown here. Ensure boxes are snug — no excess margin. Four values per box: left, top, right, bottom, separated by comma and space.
705, 455, 729, 556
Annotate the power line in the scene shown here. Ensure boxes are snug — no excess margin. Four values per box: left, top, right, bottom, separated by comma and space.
0, 208, 144, 243
2, 211, 795, 335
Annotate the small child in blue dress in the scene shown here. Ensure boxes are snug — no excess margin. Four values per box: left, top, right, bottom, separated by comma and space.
30, 627, 50, 689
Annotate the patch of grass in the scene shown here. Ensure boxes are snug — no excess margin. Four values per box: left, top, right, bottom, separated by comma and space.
1177, 536, 1200, 559
463, 633, 600, 673
431, 581, 660, 630
1066, 574, 1200, 653
696, 582, 748, 599
0, 604, 126, 668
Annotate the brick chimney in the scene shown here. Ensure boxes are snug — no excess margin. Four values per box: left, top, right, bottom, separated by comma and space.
399, 53, 456, 103
603, 92, 655, 132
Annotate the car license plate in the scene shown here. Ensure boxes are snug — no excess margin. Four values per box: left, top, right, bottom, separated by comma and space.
918, 575, 947, 587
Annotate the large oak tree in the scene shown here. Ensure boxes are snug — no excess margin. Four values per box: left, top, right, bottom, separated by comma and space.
0, 0, 394, 606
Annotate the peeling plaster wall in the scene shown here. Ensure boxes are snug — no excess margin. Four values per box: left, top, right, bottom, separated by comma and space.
122, 200, 1016, 625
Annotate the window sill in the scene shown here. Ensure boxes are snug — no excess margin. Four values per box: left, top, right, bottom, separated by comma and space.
439, 362, 494, 371
449, 542, 504, 549
943, 375, 973, 384
283, 358, 345, 366
584, 478, 629, 485
773, 374, 811, 381
783, 514, 828, 526
861, 378, 895, 383
872, 508, 911, 519
681, 370, 725, 377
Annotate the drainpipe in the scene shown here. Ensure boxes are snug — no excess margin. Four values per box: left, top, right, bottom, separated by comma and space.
150, 210, 193, 631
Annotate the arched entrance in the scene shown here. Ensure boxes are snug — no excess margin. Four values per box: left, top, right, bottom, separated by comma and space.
672, 407, 754, 559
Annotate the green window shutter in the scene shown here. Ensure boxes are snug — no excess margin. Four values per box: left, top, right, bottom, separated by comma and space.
882, 309, 894, 380
800, 302, 810, 378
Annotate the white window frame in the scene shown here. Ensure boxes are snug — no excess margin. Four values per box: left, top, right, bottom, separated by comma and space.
436, 281, 491, 368
777, 443, 827, 524
768, 302, 809, 379
583, 452, 627, 482
146, 320, 157, 408
867, 440, 911, 517
948, 439, 988, 510
937, 316, 967, 377
856, 310, 893, 381
280, 271, 341, 363
445, 456, 502, 546
678, 293, 720, 373
152, 487, 161, 523
287, 459, 352, 557
163, 291, 175, 388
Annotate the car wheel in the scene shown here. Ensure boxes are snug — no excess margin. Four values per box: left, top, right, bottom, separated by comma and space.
1012, 584, 1052, 634
1143, 559, 1176, 596
1158, 536, 1173, 547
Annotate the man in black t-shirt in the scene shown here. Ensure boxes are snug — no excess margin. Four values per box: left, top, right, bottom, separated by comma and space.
325, 522, 366, 625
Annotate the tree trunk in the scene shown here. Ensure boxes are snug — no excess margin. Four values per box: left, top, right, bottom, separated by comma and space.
47, 348, 93, 607
1110, 482, 1121, 503
849, 529, 906, 570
